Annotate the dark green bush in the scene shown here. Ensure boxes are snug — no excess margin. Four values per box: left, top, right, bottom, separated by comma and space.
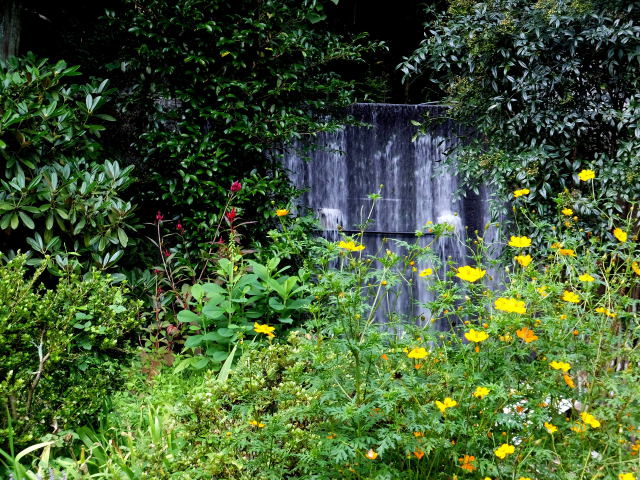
0, 54, 137, 273
106, 0, 383, 247
0, 254, 142, 449
401, 0, 640, 234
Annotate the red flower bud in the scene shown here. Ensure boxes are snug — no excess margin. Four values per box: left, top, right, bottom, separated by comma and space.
226, 207, 237, 222
176, 222, 185, 234
230, 181, 242, 192
166, 324, 179, 336
163, 249, 171, 258
155, 211, 164, 223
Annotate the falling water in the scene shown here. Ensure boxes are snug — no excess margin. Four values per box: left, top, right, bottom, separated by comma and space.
282, 103, 494, 329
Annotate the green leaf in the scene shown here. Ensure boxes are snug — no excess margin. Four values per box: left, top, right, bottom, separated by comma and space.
184, 335, 204, 348
191, 283, 205, 302
202, 303, 225, 319
18, 211, 35, 229
217, 327, 234, 337
211, 350, 228, 363
174, 357, 195, 374
193, 357, 210, 369
177, 309, 201, 323
117, 228, 128, 247
217, 344, 237, 382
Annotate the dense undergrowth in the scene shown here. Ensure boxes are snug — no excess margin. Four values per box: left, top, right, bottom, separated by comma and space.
3, 186, 639, 480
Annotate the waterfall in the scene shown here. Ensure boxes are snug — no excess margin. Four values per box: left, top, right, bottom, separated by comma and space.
282, 103, 494, 329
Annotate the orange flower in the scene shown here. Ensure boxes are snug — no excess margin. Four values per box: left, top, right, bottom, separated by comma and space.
516, 326, 539, 343
414, 450, 425, 460
459, 455, 476, 471
564, 374, 576, 389
365, 449, 378, 460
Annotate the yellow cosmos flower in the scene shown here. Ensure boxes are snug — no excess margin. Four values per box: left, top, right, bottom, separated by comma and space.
562, 208, 573, 216
619, 473, 636, 480
515, 254, 532, 267
578, 169, 595, 181
562, 290, 580, 303
419, 268, 433, 277
564, 374, 576, 389
495, 297, 527, 314
276, 209, 289, 217
544, 422, 558, 434
549, 361, 571, 372
465, 329, 489, 343
578, 273, 594, 282
518, 477, 533, 480
472, 386, 490, 399
508, 236, 532, 248
249, 420, 265, 428
513, 188, 530, 198
254, 322, 275, 338
581, 411, 601, 428
536, 285, 549, 297
613, 227, 628, 243
595, 306, 617, 317
632, 262, 640, 276
407, 347, 428, 359
494, 443, 515, 459
455, 265, 486, 282
435, 397, 457, 414
337, 240, 365, 252
558, 248, 576, 257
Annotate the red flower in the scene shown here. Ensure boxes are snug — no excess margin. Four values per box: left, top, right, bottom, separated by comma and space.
226, 208, 237, 222
176, 222, 185, 234
230, 181, 242, 192
155, 211, 164, 223
163, 249, 171, 257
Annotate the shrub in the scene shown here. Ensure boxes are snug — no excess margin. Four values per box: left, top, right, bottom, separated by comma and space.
401, 0, 640, 233
0, 54, 137, 273
105, 0, 384, 248
182, 219, 640, 480
29, 198, 640, 479
0, 254, 142, 450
